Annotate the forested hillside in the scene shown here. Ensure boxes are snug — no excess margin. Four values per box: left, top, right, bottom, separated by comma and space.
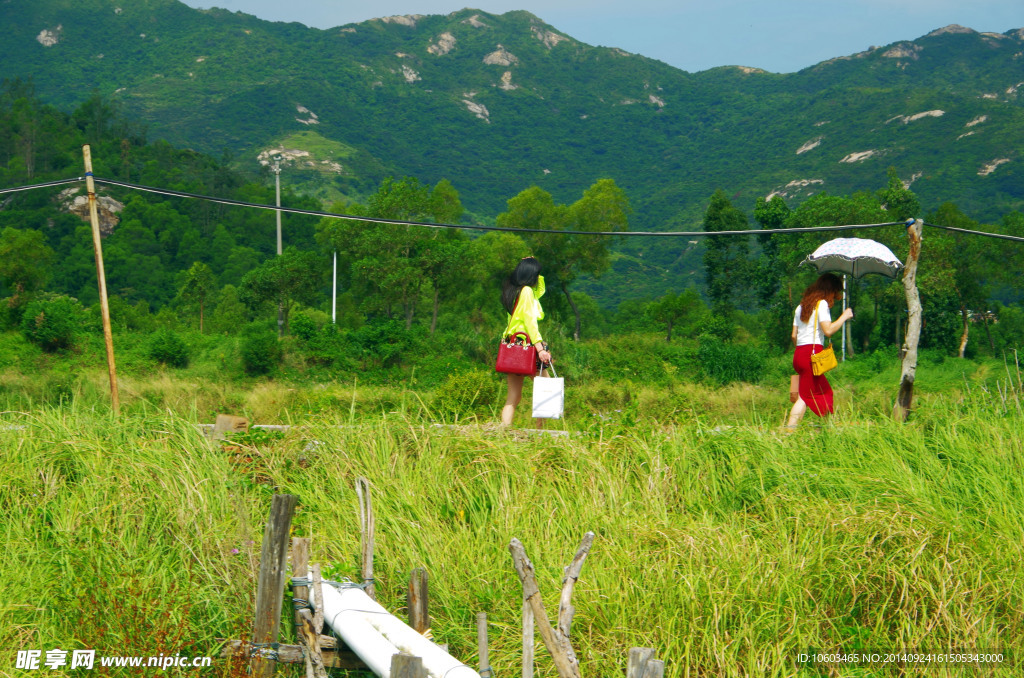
3, 0, 1023, 227
1, 0, 1024, 373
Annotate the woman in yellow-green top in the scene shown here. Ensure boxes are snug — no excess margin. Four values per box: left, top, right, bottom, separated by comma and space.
500, 256, 552, 427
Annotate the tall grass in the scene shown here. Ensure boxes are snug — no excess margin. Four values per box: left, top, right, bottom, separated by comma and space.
3, 376, 1023, 676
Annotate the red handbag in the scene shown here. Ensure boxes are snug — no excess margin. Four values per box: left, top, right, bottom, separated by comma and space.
495, 332, 537, 375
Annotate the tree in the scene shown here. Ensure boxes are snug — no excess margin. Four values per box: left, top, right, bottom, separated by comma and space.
702, 189, 751, 313
317, 177, 465, 329
752, 195, 790, 306
465, 231, 531, 333
239, 248, 325, 333
0, 227, 54, 300
651, 287, 702, 342
177, 262, 216, 333
878, 167, 921, 222
497, 179, 630, 341
924, 203, 991, 357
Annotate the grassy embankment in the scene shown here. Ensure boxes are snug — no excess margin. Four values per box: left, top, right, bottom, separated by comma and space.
2, 345, 1024, 677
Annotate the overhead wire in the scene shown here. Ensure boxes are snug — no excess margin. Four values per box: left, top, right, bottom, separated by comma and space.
2, 176, 1023, 243
0, 177, 86, 195
91, 176, 904, 237
922, 221, 1024, 243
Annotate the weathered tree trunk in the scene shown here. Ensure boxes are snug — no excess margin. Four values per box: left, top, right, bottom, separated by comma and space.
894, 219, 924, 422
561, 282, 581, 342
958, 304, 970, 358
983, 312, 995, 352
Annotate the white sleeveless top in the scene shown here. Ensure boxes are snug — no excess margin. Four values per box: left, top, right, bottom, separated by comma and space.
793, 299, 830, 346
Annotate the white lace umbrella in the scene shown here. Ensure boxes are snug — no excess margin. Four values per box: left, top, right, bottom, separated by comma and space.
801, 237, 903, 279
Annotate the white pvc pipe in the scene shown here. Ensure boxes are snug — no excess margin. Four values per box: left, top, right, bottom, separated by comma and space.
317, 584, 479, 678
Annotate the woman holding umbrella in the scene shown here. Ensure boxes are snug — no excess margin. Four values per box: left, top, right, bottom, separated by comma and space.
786, 273, 853, 429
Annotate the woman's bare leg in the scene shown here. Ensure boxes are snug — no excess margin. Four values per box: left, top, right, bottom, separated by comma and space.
786, 397, 807, 428
501, 374, 524, 426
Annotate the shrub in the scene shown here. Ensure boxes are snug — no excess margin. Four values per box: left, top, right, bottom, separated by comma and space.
20, 295, 84, 352
148, 330, 190, 368
432, 370, 503, 419
241, 330, 281, 375
290, 313, 318, 341
698, 334, 767, 385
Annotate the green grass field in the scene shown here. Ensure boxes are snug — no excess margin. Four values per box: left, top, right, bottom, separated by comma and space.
3, 351, 1024, 677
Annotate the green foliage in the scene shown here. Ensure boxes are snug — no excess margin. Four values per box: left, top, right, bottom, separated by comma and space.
432, 369, 502, 419
697, 334, 768, 385
147, 329, 190, 368
0, 227, 54, 298
650, 287, 704, 342
497, 179, 630, 339
238, 248, 325, 333
177, 261, 217, 333
702, 190, 752, 312
289, 312, 319, 342
240, 328, 281, 375
19, 294, 83, 351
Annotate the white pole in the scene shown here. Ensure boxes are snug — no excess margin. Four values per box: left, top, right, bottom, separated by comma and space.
842, 274, 847, 361
332, 251, 337, 324
273, 160, 283, 337
317, 584, 478, 678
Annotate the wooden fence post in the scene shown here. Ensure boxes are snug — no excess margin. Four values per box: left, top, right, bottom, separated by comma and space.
509, 533, 594, 678
522, 596, 534, 678
290, 537, 310, 627
477, 612, 492, 677
408, 567, 430, 633
251, 494, 298, 678
356, 477, 376, 600
894, 218, 924, 421
627, 647, 665, 678
390, 653, 427, 678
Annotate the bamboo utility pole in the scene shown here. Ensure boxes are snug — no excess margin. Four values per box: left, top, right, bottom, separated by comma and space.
82, 146, 119, 415
894, 218, 924, 422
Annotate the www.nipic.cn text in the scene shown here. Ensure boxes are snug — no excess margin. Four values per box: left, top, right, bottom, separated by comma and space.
16, 649, 213, 671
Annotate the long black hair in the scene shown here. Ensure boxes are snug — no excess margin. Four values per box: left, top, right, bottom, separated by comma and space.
501, 257, 542, 314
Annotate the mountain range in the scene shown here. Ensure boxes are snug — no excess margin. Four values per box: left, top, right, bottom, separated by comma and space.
3, 0, 1024, 302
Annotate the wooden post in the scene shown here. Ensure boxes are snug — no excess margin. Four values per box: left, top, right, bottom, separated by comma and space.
390, 653, 427, 678
894, 218, 924, 421
310, 563, 324, 635
408, 567, 429, 633
251, 494, 298, 678
291, 538, 310, 628
477, 612, 491, 677
628, 647, 665, 678
627, 648, 654, 678
509, 537, 585, 678
522, 596, 534, 678
557, 532, 594, 638
212, 414, 249, 441
81, 145, 119, 415
355, 477, 375, 600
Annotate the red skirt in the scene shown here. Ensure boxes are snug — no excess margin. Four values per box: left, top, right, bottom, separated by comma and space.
793, 344, 834, 417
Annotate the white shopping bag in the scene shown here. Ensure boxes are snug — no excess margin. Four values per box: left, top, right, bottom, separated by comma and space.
532, 364, 564, 419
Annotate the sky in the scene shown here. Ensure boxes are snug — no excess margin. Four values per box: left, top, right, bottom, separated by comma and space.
178, 0, 1024, 73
